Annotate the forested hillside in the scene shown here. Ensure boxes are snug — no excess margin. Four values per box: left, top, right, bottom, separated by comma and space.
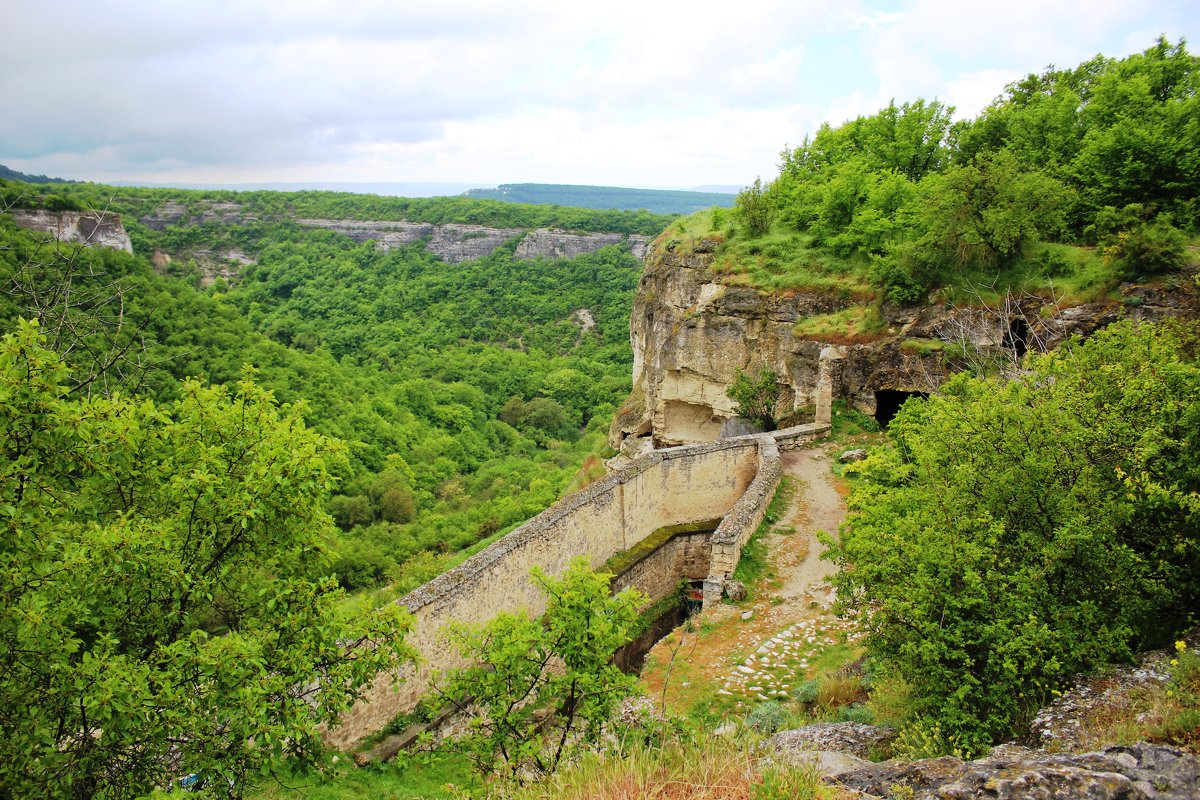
712, 37, 1198, 303
0, 183, 671, 597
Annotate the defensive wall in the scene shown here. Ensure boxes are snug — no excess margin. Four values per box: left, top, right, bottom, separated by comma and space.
329, 421, 829, 749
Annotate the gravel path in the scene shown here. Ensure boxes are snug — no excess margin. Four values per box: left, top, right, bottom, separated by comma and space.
773, 447, 844, 603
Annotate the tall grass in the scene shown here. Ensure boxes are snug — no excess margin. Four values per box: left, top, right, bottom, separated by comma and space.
503, 735, 839, 800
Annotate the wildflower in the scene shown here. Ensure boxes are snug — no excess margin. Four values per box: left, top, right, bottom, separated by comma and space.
1175, 640, 1187, 653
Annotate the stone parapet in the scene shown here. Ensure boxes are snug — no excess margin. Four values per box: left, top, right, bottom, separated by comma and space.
704, 436, 783, 606
328, 436, 771, 748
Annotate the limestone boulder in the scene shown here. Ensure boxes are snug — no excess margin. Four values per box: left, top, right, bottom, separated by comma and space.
833, 742, 1199, 800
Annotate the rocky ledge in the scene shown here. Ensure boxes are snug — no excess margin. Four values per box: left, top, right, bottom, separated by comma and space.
613, 236, 1198, 449
10, 209, 133, 253
827, 742, 1197, 800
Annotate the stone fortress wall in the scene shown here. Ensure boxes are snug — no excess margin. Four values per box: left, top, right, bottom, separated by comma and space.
328, 422, 829, 749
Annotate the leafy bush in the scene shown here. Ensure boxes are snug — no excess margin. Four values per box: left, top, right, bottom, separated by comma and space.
791, 679, 820, 704
434, 558, 645, 781
736, 177, 774, 237
827, 321, 1200, 755
727, 367, 781, 430
746, 701, 788, 734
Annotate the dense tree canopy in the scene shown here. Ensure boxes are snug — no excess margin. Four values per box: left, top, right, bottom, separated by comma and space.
0, 185, 652, 595
0, 322, 414, 798
826, 321, 1200, 755
733, 38, 1199, 301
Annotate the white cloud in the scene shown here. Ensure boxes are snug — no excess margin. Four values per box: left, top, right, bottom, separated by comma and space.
1, 0, 1197, 186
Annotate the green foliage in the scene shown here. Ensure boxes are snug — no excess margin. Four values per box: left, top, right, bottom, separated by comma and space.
735, 177, 774, 237
1091, 204, 1189, 278
826, 321, 1200, 755
0, 322, 414, 798
746, 701, 788, 734
711, 38, 1199, 301
726, 367, 781, 430
916, 151, 1068, 271
791, 679, 820, 705
433, 558, 645, 782
0, 191, 646, 595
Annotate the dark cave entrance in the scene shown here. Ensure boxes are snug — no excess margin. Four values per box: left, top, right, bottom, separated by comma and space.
874, 389, 928, 427
1004, 318, 1030, 359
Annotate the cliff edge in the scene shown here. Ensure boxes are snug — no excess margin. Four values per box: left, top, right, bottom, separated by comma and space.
612, 233, 1197, 451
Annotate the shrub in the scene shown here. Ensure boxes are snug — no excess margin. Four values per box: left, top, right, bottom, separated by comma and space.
746, 701, 788, 734
736, 177, 774, 237
727, 367, 781, 430
826, 322, 1200, 755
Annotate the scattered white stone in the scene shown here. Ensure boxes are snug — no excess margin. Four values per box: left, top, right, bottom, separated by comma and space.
738, 665, 754, 674
741, 610, 755, 621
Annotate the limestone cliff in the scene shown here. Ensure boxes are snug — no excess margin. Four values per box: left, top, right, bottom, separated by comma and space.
139, 200, 649, 265
10, 209, 133, 253
612, 235, 1197, 450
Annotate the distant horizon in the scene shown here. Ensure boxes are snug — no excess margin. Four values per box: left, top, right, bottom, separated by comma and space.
35, 173, 742, 199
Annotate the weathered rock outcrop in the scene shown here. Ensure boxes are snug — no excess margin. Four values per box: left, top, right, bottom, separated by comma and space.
139, 200, 251, 230
613, 236, 1198, 448
295, 218, 524, 263
295, 219, 649, 264
832, 742, 1198, 800
515, 228, 650, 261
137, 200, 649, 265
10, 209, 133, 253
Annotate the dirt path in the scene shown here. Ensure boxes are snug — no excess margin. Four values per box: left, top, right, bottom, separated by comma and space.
772, 447, 843, 603
639, 444, 856, 719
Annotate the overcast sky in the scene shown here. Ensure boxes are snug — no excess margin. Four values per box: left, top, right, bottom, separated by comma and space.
2, 0, 1197, 190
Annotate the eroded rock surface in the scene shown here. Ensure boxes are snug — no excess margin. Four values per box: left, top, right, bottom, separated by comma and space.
768, 722, 897, 760
11, 209, 133, 253
612, 236, 1197, 448
834, 742, 1199, 800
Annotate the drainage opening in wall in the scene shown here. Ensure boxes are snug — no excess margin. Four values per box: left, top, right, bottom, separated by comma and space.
613, 580, 705, 675
874, 389, 929, 427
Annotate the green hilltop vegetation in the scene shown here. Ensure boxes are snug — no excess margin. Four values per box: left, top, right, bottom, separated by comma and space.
462, 182, 737, 214
0, 179, 680, 795
677, 37, 1200, 308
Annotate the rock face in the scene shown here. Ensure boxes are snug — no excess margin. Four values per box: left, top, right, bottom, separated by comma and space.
515, 228, 650, 261
833, 742, 1199, 800
768, 722, 897, 760
10, 209, 133, 253
139, 200, 250, 230
296, 220, 648, 264
295, 218, 523, 263
611, 235, 1198, 448
137, 200, 649, 266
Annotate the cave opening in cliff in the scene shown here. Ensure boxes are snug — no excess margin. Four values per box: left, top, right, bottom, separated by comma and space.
874, 390, 928, 427
1005, 318, 1030, 359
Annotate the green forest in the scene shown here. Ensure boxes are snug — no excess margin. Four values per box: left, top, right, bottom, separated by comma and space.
0, 180, 674, 795
706, 37, 1199, 303
0, 183, 670, 603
